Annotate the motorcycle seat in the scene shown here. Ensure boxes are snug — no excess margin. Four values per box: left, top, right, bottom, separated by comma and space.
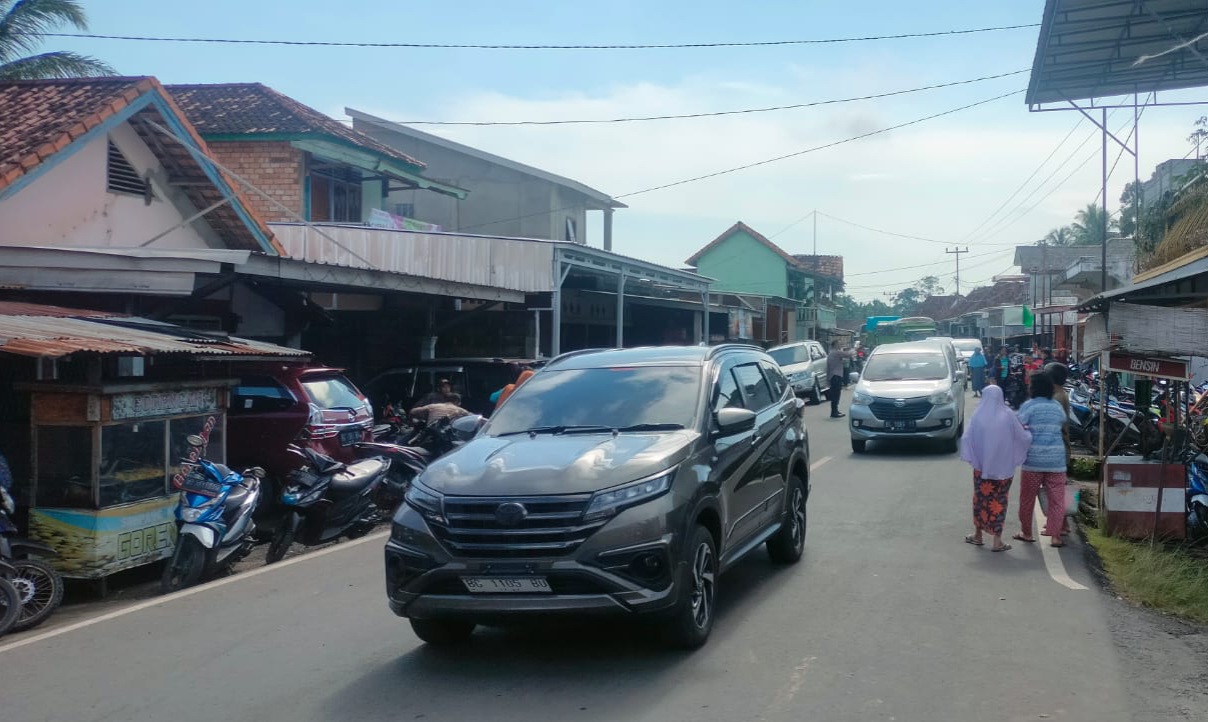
328, 457, 389, 498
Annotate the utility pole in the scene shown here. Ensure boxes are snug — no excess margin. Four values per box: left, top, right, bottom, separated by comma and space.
812, 210, 817, 256
946, 246, 969, 297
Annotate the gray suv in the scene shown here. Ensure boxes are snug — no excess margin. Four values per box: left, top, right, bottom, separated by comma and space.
384, 345, 811, 649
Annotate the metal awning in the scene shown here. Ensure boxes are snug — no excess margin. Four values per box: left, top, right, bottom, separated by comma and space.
1027, 0, 1208, 106
1078, 251, 1208, 310
0, 302, 309, 359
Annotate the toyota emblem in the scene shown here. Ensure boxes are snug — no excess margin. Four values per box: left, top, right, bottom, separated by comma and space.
894, 399, 906, 407
494, 502, 528, 527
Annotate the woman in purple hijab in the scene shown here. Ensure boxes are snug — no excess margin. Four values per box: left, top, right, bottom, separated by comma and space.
959, 384, 1032, 551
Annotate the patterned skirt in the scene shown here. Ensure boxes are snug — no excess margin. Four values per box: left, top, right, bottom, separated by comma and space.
973, 471, 1012, 536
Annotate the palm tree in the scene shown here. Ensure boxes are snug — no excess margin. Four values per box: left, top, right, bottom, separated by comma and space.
0, 0, 114, 80
1042, 226, 1075, 246
1071, 203, 1118, 246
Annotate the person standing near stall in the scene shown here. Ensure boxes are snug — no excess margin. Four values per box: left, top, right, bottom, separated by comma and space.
1014, 373, 1069, 547
968, 347, 988, 397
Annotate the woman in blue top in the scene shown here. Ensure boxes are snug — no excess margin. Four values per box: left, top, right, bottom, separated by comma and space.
1014, 373, 1069, 547
967, 347, 988, 397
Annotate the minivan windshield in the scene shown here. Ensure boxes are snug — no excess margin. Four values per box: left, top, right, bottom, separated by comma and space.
486, 366, 700, 436
952, 339, 982, 354
301, 375, 365, 410
768, 345, 809, 366
862, 352, 950, 382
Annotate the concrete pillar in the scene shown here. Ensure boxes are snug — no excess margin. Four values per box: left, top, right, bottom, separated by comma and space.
616, 271, 625, 348
603, 208, 614, 252
420, 336, 437, 360
701, 290, 711, 345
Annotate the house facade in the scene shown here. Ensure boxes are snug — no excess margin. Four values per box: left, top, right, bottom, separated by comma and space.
347, 108, 625, 249
685, 222, 843, 344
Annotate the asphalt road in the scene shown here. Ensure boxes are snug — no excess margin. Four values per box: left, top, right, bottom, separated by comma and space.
0, 389, 1171, 722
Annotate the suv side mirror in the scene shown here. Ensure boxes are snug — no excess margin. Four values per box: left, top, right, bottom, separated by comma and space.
715, 407, 757, 436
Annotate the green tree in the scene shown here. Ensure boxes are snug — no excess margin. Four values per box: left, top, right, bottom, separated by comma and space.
916, 275, 945, 297
1118, 182, 1140, 238
1189, 116, 1208, 160
892, 287, 922, 315
1071, 203, 1117, 245
1040, 225, 1076, 246
0, 0, 114, 80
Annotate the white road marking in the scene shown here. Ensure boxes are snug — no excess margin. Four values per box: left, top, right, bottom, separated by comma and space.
810, 456, 833, 472
0, 529, 391, 653
1033, 499, 1088, 591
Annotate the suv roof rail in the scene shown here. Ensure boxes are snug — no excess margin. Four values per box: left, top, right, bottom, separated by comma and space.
706, 343, 765, 359
545, 347, 618, 367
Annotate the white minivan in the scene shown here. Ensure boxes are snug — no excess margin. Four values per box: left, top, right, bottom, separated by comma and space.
767, 340, 831, 404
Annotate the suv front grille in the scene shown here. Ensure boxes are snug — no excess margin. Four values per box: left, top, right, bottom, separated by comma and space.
870, 398, 932, 421
431, 495, 603, 557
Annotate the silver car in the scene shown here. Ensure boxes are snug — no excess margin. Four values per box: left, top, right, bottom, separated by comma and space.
848, 342, 966, 454
767, 340, 830, 404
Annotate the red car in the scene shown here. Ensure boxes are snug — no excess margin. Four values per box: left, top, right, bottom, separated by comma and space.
226, 364, 374, 506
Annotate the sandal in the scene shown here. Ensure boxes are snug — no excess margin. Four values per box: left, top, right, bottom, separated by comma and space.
1012, 533, 1035, 543
1050, 541, 1066, 548
991, 544, 1013, 552
964, 534, 984, 546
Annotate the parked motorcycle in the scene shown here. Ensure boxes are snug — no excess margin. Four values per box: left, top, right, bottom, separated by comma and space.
0, 560, 21, 636
161, 435, 265, 593
355, 414, 483, 512
264, 446, 390, 564
1186, 449, 1208, 540
0, 482, 64, 632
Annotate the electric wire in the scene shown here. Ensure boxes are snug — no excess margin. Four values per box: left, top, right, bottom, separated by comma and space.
344, 70, 1028, 126
44, 23, 1041, 50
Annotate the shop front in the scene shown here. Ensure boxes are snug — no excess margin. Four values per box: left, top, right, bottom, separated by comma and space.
24, 382, 229, 579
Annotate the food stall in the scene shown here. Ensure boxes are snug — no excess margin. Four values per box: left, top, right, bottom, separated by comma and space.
23, 381, 230, 580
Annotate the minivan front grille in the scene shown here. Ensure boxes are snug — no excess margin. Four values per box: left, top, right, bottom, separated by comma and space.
870, 398, 932, 421
430, 494, 603, 558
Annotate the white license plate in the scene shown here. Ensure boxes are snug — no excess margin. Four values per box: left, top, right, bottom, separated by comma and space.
461, 576, 551, 593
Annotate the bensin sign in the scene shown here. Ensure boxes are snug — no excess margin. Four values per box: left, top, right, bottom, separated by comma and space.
1106, 352, 1189, 380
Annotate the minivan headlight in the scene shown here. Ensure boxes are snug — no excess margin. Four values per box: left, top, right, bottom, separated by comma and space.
852, 390, 873, 405
583, 470, 675, 523
930, 388, 955, 404
404, 479, 445, 524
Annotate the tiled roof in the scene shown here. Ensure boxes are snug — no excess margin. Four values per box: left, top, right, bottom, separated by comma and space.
792, 254, 844, 281
0, 77, 278, 254
167, 83, 426, 170
0, 77, 157, 190
913, 281, 1031, 322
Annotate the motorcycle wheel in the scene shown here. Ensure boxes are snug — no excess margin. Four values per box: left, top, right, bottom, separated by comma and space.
10, 559, 64, 632
265, 513, 298, 565
160, 537, 206, 593
0, 577, 20, 636
1190, 501, 1208, 541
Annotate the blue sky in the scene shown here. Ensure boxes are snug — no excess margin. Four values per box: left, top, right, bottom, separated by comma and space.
52, 1, 1208, 300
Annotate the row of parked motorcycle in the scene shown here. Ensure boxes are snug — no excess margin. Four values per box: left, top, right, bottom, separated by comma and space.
1053, 362, 1208, 540
0, 481, 64, 637
159, 412, 483, 594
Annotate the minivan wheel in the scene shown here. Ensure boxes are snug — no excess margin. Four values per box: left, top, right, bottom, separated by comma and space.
410, 618, 476, 645
944, 433, 960, 454
851, 439, 866, 454
664, 525, 717, 650
810, 380, 823, 405
767, 476, 807, 564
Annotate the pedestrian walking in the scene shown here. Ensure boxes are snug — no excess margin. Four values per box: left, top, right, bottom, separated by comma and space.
997, 348, 1011, 386
960, 385, 1031, 552
1014, 373, 1070, 547
826, 340, 854, 419
968, 347, 988, 397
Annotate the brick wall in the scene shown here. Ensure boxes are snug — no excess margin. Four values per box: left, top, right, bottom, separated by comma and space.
207, 141, 305, 222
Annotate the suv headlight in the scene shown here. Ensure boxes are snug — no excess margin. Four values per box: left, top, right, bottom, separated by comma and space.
583, 469, 675, 523
930, 388, 955, 404
404, 479, 445, 524
852, 390, 873, 405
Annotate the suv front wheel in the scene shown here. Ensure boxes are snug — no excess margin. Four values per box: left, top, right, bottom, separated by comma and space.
664, 525, 717, 649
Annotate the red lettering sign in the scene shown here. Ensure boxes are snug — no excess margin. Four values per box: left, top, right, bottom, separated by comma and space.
1106, 352, 1189, 380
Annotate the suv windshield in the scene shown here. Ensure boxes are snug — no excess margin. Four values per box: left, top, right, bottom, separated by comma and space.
301, 375, 365, 410
863, 353, 949, 381
486, 366, 700, 436
768, 346, 808, 366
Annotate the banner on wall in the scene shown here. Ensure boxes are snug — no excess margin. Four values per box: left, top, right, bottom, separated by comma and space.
367, 208, 442, 233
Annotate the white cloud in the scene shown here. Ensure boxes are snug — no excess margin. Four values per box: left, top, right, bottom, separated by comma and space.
354, 75, 1207, 300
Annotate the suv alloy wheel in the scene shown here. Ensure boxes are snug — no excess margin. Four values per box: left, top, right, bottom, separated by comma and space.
664, 525, 718, 649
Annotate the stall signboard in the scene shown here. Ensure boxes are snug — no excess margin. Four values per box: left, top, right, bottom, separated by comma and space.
29, 497, 176, 579
1105, 352, 1190, 381
111, 388, 219, 421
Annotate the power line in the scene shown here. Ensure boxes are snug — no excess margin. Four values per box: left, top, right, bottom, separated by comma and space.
845, 246, 1008, 277
44, 24, 1040, 50
618, 90, 1022, 198
342, 69, 1027, 126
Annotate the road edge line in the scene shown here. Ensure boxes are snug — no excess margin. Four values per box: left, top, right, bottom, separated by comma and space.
1034, 499, 1088, 591
810, 456, 833, 472
0, 529, 391, 653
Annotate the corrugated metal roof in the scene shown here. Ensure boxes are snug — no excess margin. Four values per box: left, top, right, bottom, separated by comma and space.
0, 306, 308, 359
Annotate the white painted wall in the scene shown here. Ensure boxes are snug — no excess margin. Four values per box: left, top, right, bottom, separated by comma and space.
0, 123, 224, 251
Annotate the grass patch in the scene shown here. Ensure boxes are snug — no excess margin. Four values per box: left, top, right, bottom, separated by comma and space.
1084, 526, 1208, 623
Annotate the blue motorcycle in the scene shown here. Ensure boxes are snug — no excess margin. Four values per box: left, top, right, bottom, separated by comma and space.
1186, 451, 1208, 541
162, 435, 265, 593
